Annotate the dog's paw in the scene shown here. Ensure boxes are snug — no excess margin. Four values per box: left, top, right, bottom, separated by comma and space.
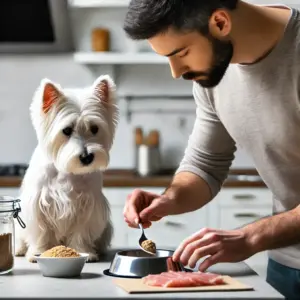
15, 248, 26, 257
26, 254, 37, 263
26, 248, 40, 263
15, 245, 28, 257
86, 253, 99, 262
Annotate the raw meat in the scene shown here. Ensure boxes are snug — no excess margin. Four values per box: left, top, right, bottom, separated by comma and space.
142, 271, 226, 288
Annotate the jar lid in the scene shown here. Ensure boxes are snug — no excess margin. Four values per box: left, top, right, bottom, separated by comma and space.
0, 196, 26, 228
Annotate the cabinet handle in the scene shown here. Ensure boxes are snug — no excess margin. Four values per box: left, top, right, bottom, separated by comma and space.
165, 221, 185, 228
233, 194, 256, 200
234, 213, 261, 218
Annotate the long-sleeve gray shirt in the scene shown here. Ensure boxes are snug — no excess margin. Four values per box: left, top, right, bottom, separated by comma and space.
176, 6, 300, 269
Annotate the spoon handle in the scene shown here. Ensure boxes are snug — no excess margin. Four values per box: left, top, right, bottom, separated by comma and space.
138, 223, 146, 239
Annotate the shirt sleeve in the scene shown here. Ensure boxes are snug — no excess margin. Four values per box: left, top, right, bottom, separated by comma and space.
175, 83, 237, 199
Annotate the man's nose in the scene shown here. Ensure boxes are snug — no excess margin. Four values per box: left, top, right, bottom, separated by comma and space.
169, 60, 185, 79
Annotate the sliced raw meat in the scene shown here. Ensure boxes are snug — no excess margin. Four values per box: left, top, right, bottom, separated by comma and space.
142, 271, 226, 288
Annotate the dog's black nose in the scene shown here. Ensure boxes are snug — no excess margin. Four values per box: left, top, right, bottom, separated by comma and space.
79, 152, 94, 166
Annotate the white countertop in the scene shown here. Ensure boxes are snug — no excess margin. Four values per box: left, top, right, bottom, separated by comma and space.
0, 250, 284, 300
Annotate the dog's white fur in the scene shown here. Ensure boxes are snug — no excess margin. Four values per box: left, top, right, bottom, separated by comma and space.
15, 75, 119, 262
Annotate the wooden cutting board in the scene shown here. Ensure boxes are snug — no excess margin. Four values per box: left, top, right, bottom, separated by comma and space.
113, 276, 253, 294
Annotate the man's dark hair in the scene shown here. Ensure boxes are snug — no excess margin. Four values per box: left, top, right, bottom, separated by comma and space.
123, 0, 239, 40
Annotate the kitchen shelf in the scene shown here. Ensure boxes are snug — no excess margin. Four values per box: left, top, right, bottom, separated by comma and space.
74, 52, 169, 65
69, 0, 130, 7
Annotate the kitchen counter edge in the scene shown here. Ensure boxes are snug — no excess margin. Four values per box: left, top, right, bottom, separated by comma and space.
0, 169, 267, 188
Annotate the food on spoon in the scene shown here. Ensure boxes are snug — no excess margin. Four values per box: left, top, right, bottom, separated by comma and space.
40, 245, 80, 258
142, 271, 226, 288
141, 239, 156, 254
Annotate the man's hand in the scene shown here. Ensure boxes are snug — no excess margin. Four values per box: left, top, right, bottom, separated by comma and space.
123, 189, 175, 228
123, 172, 213, 229
172, 227, 255, 272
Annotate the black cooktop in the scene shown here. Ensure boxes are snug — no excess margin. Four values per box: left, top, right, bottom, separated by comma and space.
0, 164, 28, 177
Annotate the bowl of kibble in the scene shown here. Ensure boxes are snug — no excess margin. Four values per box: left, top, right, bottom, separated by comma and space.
34, 246, 89, 278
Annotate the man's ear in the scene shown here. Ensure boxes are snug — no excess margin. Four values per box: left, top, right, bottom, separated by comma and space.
208, 9, 232, 39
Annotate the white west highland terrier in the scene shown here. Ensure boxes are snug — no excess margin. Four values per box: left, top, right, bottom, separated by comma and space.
15, 75, 119, 262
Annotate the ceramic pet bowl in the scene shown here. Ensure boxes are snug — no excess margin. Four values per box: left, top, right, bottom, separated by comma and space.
105, 249, 185, 278
34, 253, 89, 278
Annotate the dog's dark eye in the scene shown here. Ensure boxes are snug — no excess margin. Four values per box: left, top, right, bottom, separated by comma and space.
63, 127, 73, 137
90, 125, 98, 135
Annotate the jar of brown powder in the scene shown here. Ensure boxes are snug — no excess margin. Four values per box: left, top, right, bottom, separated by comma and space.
0, 196, 25, 275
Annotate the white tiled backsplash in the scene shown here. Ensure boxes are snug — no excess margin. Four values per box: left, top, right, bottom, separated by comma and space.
0, 5, 255, 169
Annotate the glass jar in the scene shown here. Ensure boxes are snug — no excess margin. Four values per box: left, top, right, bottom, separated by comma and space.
0, 196, 25, 275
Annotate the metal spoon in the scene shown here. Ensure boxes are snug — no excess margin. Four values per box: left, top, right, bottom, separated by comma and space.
138, 223, 156, 256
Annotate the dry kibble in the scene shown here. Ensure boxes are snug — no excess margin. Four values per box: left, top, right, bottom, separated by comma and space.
40, 245, 80, 258
141, 239, 156, 254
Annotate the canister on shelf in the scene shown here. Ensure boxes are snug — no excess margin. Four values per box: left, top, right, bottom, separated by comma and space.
134, 127, 144, 172
91, 28, 110, 52
134, 127, 162, 177
146, 130, 161, 174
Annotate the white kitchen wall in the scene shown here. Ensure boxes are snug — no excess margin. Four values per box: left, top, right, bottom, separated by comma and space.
0, 3, 263, 169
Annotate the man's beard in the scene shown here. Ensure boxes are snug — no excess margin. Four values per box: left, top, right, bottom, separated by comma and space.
182, 36, 234, 88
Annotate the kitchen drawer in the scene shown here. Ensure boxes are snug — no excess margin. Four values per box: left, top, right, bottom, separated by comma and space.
219, 207, 272, 230
217, 188, 273, 208
127, 209, 209, 249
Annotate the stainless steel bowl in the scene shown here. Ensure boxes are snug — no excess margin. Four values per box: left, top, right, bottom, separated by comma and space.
106, 249, 185, 278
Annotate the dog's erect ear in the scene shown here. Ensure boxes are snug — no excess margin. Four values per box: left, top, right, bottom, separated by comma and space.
92, 75, 116, 104
41, 79, 63, 114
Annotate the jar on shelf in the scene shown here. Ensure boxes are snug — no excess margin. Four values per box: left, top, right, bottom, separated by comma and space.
0, 196, 25, 275
91, 28, 110, 52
